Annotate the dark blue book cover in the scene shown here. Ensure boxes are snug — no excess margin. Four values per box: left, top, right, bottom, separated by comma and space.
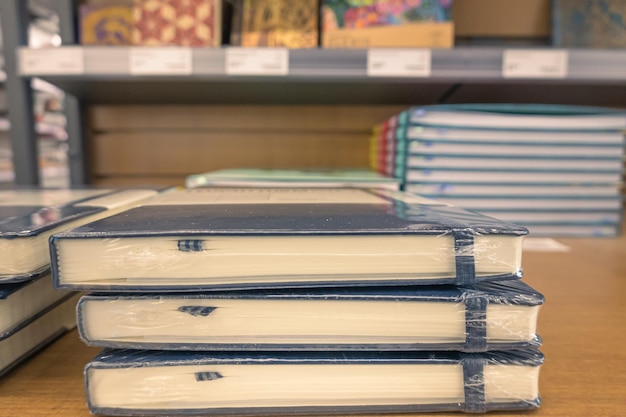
77, 280, 543, 352
0, 188, 159, 282
0, 271, 71, 339
85, 348, 544, 415
0, 293, 78, 377
51, 188, 527, 291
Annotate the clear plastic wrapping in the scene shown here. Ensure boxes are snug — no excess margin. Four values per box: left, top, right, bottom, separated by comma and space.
77, 280, 543, 352
51, 188, 527, 291
0, 188, 158, 282
85, 349, 544, 415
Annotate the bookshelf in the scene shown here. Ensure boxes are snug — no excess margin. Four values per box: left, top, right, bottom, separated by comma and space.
2, 0, 626, 187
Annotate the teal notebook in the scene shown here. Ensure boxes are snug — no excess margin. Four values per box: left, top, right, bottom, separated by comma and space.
186, 168, 400, 190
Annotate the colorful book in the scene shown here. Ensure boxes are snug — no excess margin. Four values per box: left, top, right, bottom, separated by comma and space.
77, 280, 543, 352
132, 0, 222, 47
239, 0, 318, 48
80, 4, 133, 45
322, 0, 454, 48
185, 168, 401, 190
0, 272, 68, 338
51, 188, 527, 291
0, 294, 79, 377
0, 188, 159, 282
84, 349, 543, 415
553, 0, 626, 48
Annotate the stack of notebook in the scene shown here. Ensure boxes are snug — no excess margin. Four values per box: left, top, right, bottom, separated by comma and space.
0, 188, 158, 376
51, 187, 544, 415
372, 104, 626, 237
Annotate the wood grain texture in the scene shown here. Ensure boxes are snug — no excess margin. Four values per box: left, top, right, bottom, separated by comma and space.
1, 231, 625, 417
90, 132, 370, 175
89, 105, 405, 131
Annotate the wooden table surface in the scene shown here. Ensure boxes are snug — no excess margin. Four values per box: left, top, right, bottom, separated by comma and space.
1, 234, 625, 417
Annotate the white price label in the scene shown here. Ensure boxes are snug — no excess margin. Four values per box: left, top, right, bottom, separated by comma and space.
226, 48, 289, 76
367, 49, 431, 78
130, 48, 192, 75
19, 47, 84, 75
503, 50, 568, 79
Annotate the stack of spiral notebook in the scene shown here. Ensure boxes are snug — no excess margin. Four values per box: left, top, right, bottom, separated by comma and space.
50, 187, 544, 415
0, 188, 158, 376
372, 104, 626, 237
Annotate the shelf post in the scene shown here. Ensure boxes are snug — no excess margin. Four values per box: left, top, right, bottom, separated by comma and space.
52, 0, 89, 185
0, 0, 39, 185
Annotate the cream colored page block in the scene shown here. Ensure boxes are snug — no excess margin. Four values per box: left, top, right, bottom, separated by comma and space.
89, 364, 464, 409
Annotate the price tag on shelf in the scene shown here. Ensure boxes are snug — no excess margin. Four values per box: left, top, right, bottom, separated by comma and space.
225, 48, 289, 76
367, 49, 431, 78
19, 47, 84, 75
502, 50, 569, 79
129, 48, 192, 75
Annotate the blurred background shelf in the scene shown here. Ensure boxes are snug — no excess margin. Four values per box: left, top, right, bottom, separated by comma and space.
15, 46, 626, 105
1, 0, 625, 188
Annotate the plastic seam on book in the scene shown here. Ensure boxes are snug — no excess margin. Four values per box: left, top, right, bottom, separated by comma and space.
462, 356, 486, 413
464, 291, 488, 352
454, 230, 476, 285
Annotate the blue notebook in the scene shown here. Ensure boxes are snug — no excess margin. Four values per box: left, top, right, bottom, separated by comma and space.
0, 188, 159, 282
186, 168, 400, 190
0, 272, 69, 338
77, 280, 543, 352
0, 293, 79, 377
50, 188, 528, 291
85, 348, 544, 415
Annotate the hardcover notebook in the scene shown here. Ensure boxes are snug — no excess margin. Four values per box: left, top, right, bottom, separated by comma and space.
0, 293, 79, 377
0, 272, 68, 338
185, 168, 400, 190
397, 104, 626, 130
51, 188, 528, 291
77, 280, 543, 352
0, 188, 159, 282
85, 349, 543, 416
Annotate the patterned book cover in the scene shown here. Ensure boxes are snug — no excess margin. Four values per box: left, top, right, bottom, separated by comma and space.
79, 5, 133, 45
323, 0, 453, 30
240, 0, 319, 48
132, 0, 221, 47
553, 0, 626, 48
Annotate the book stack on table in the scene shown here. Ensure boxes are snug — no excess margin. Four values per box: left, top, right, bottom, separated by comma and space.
50, 187, 544, 415
0, 188, 158, 376
372, 104, 626, 237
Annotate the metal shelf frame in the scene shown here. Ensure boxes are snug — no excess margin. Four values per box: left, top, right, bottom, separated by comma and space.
1, 0, 86, 185
4, 0, 626, 185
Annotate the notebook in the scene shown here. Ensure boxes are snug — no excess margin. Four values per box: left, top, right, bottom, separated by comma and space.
51, 188, 528, 291
0, 293, 79, 377
0, 272, 68, 338
84, 349, 543, 415
0, 188, 160, 282
397, 104, 626, 130
185, 168, 400, 190
77, 280, 543, 352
